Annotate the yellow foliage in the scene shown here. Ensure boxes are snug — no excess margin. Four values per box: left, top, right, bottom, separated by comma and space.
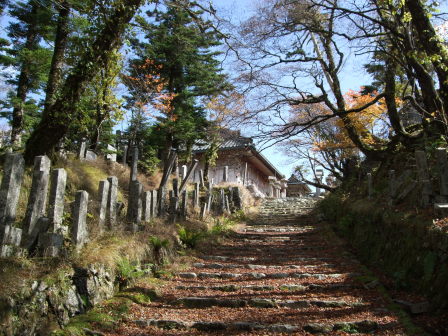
290, 88, 397, 158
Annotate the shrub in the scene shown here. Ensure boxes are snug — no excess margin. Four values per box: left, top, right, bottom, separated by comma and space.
116, 258, 145, 290
177, 225, 203, 249
149, 236, 170, 264
210, 217, 236, 235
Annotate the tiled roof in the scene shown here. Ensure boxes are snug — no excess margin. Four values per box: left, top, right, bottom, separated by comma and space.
192, 136, 253, 152
288, 174, 301, 184
192, 130, 284, 178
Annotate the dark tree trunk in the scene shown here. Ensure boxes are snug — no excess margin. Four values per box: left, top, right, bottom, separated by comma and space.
24, 0, 144, 163
384, 59, 410, 137
406, 0, 448, 116
43, 0, 70, 112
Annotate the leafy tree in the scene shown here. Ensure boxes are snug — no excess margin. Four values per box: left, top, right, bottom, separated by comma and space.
24, 0, 145, 162
233, 0, 448, 167
284, 89, 393, 186
126, 0, 230, 168
1, 0, 54, 147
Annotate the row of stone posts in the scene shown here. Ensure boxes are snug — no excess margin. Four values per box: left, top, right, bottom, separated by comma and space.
0, 154, 91, 257
0, 145, 245, 257
366, 149, 448, 209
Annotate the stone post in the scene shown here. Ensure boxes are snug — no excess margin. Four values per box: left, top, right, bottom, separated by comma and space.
98, 180, 110, 231
0, 153, 25, 226
157, 188, 166, 217
106, 144, 117, 162
130, 146, 138, 182
193, 182, 200, 208
223, 166, 229, 182
243, 162, 248, 186
72, 190, 89, 249
127, 180, 142, 225
122, 145, 128, 166
220, 189, 226, 214
200, 202, 207, 219
225, 195, 231, 214
367, 173, 372, 199
206, 192, 213, 212
157, 149, 177, 217
181, 190, 188, 219
199, 169, 205, 188
48, 168, 67, 233
107, 176, 118, 228
142, 190, 151, 222
181, 165, 187, 181
437, 148, 448, 197
78, 140, 87, 160
150, 190, 157, 219
0, 224, 22, 257
172, 178, 179, 198
169, 196, 179, 223
38, 232, 63, 257
415, 150, 432, 206
23, 156, 51, 237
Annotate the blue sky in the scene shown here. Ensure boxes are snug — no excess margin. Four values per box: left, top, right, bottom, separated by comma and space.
1, 1, 445, 178
210, 0, 374, 177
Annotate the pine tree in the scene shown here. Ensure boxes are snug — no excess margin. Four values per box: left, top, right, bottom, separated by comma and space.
1, 0, 55, 148
126, 0, 230, 163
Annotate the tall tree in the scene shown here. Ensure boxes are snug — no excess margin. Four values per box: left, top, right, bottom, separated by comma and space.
44, 0, 70, 111
24, 0, 145, 162
3, 0, 54, 147
126, 0, 230, 164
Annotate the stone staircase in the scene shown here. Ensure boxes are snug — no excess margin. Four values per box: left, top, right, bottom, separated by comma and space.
256, 197, 318, 225
97, 197, 407, 335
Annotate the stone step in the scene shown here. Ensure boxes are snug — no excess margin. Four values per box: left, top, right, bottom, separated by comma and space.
198, 256, 332, 263
242, 227, 305, 232
175, 284, 308, 292
135, 319, 300, 333
134, 319, 378, 334
176, 297, 359, 309
178, 271, 350, 280
174, 283, 356, 292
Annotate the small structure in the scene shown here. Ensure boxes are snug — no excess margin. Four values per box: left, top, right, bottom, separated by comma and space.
286, 175, 311, 197
192, 130, 286, 198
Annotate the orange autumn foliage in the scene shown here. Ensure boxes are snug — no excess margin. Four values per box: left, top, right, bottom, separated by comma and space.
290, 88, 397, 158
126, 59, 177, 120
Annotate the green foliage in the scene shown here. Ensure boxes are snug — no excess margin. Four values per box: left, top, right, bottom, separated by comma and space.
230, 209, 248, 222
149, 235, 170, 264
177, 225, 203, 249
52, 297, 131, 335
149, 236, 170, 249
210, 217, 236, 235
115, 258, 144, 289
125, 1, 231, 159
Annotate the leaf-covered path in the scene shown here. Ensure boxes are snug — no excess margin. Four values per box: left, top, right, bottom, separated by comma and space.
108, 198, 409, 335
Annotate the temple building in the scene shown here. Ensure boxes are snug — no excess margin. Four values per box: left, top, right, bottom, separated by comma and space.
192, 130, 287, 198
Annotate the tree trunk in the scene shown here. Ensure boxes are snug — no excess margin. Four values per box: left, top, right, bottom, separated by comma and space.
43, 0, 70, 112
406, 0, 448, 116
24, 0, 144, 163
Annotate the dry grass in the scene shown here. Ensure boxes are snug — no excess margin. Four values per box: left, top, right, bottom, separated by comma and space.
75, 231, 150, 269
214, 182, 257, 208
0, 256, 70, 299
